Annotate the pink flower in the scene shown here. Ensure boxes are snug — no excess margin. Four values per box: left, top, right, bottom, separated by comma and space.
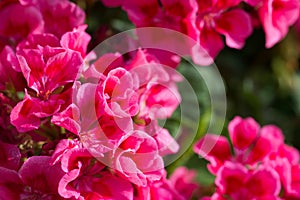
51, 139, 134, 199
111, 0, 253, 63
194, 134, 232, 174
83, 172, 134, 200
60, 25, 91, 58
169, 167, 199, 199
194, 116, 282, 174
0, 141, 21, 170
0, 156, 65, 199
51, 103, 81, 135
0, 46, 24, 91
10, 92, 46, 132
84, 49, 181, 121
16, 33, 60, 51
20, 0, 85, 38
134, 172, 178, 200
152, 126, 180, 156
19, 156, 65, 199
134, 167, 198, 200
127, 49, 181, 120
122, 0, 197, 33
264, 143, 300, 198
0, 2, 43, 50
78, 49, 181, 162
228, 116, 260, 150
111, 0, 199, 63
258, 0, 300, 48
10, 43, 83, 132
96, 67, 139, 118
192, 0, 253, 60
114, 130, 164, 186
215, 161, 281, 199
194, 116, 300, 199
0, 167, 23, 200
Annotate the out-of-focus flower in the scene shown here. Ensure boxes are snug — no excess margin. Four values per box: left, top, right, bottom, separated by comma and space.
258, 0, 300, 48
194, 116, 300, 199
0, 156, 64, 199
213, 161, 281, 199
192, 0, 253, 60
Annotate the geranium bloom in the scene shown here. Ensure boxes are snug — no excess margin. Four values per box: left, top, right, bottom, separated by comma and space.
0, 2, 43, 50
194, 116, 300, 199
257, 0, 300, 48
9, 26, 91, 133
96, 67, 139, 118
192, 0, 253, 60
54, 49, 182, 190
19, 0, 85, 38
213, 161, 281, 199
102, 0, 253, 63
10, 41, 83, 132
194, 116, 275, 174
51, 139, 134, 199
168, 167, 199, 199
0, 156, 64, 199
114, 130, 164, 186
121, 0, 197, 34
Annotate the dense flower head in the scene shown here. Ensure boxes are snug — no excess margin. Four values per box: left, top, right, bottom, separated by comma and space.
61, 48, 182, 188
194, 116, 300, 199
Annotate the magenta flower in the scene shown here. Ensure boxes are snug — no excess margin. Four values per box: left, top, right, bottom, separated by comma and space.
193, 134, 232, 174
122, 0, 197, 33
96, 67, 139, 118
169, 167, 199, 199
0, 156, 64, 199
194, 116, 300, 199
0, 141, 20, 170
20, 0, 85, 38
19, 156, 65, 199
214, 161, 281, 199
114, 130, 164, 186
192, 0, 253, 60
10, 44, 83, 132
126, 49, 181, 120
194, 116, 277, 174
0, 167, 23, 200
0, 2, 43, 50
103, 0, 253, 63
258, 0, 300, 48
0, 46, 25, 91
51, 139, 134, 199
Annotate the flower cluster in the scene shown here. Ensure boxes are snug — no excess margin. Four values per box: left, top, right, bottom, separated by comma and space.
1, 0, 300, 199
0, 0, 199, 199
194, 116, 300, 199
102, 0, 300, 64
